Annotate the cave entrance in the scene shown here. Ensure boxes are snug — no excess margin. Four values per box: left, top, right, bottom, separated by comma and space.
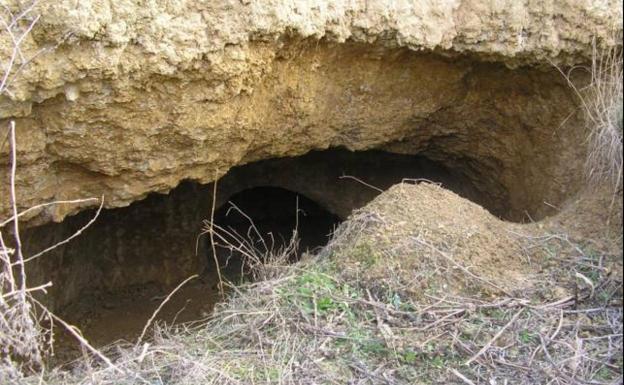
206, 187, 342, 280
21, 147, 515, 363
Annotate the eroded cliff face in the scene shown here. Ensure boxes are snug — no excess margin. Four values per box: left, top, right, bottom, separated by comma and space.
0, 0, 622, 226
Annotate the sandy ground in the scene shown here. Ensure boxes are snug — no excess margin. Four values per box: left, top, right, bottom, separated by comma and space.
50, 274, 222, 366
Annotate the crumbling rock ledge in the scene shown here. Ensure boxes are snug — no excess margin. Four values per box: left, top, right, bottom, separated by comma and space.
0, 0, 622, 225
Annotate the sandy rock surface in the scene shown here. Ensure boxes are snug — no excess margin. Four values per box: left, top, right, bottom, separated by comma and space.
0, 0, 622, 224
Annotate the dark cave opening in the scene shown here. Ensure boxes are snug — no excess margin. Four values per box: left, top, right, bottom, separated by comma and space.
206, 187, 342, 279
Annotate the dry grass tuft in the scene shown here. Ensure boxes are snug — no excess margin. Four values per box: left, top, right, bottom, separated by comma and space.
585, 43, 623, 191
556, 39, 623, 191
200, 201, 301, 283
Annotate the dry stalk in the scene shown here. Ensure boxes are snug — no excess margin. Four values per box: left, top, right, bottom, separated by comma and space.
450, 368, 477, 385
24, 197, 104, 264
0, 198, 99, 228
137, 274, 199, 344
0, 1, 40, 96
208, 170, 224, 297
200, 199, 300, 283
465, 308, 524, 365
1, 121, 111, 373
338, 174, 384, 193
30, 298, 121, 374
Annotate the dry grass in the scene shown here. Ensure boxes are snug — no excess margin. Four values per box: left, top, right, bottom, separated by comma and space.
585, 43, 623, 191
0, 3, 621, 383
200, 200, 301, 284
556, 39, 623, 191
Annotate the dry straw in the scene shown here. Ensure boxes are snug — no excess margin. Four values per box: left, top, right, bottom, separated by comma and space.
554, 37, 623, 191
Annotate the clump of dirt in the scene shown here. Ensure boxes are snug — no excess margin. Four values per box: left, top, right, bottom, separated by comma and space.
545, 183, 623, 257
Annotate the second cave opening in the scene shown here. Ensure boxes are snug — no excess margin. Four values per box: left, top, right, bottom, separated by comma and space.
206, 186, 342, 280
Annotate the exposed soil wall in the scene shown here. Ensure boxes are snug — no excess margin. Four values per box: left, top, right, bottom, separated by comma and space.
2, 42, 591, 225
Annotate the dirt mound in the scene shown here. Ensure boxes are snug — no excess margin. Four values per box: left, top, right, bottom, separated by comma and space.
546, 184, 623, 257
327, 182, 529, 298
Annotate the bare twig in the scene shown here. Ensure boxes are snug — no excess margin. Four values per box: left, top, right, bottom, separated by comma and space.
23, 196, 104, 264
209, 171, 224, 297
339, 174, 384, 193
31, 298, 121, 373
137, 274, 199, 344
450, 368, 477, 385
465, 308, 524, 365
0, 198, 99, 228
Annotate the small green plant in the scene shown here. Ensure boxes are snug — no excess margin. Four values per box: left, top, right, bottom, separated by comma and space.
350, 242, 380, 268
399, 350, 418, 364
360, 340, 389, 357
595, 367, 616, 381
519, 329, 536, 344
428, 355, 445, 369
